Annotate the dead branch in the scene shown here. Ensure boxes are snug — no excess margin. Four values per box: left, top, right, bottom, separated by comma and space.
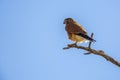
63, 33, 120, 67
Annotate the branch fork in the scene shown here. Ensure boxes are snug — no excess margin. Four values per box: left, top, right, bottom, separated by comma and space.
63, 33, 120, 67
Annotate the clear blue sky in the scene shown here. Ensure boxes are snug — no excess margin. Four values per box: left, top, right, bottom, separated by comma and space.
0, 0, 120, 80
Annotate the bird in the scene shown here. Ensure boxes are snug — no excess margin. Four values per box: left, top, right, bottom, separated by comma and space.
63, 18, 96, 44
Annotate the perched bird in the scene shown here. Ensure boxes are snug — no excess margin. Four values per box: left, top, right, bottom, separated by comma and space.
63, 18, 96, 44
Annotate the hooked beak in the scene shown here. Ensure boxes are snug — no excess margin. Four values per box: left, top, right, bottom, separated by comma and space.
63, 21, 65, 24
63, 20, 66, 24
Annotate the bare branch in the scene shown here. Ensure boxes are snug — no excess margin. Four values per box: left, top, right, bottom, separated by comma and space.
63, 33, 120, 67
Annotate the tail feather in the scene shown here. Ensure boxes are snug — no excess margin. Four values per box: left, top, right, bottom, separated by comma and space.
77, 33, 96, 42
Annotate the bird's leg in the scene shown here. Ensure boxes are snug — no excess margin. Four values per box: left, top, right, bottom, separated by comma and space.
72, 42, 77, 46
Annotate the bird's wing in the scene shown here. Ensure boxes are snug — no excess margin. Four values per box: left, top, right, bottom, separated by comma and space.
74, 21, 86, 31
65, 23, 87, 35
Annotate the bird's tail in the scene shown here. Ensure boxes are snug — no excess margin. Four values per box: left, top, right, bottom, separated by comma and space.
77, 33, 96, 42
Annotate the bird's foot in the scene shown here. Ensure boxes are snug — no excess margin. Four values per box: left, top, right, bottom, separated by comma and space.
68, 42, 77, 47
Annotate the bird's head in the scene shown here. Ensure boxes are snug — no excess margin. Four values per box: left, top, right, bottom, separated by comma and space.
63, 18, 74, 24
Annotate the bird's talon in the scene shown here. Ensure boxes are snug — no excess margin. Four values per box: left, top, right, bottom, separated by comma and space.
68, 43, 77, 47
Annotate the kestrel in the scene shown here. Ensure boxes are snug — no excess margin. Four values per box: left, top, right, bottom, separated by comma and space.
64, 18, 96, 44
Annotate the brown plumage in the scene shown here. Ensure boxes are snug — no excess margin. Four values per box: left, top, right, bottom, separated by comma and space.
63, 18, 95, 43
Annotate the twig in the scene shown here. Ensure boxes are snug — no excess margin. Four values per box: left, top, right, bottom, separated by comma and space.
63, 34, 120, 67
88, 33, 94, 48
83, 33, 94, 55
